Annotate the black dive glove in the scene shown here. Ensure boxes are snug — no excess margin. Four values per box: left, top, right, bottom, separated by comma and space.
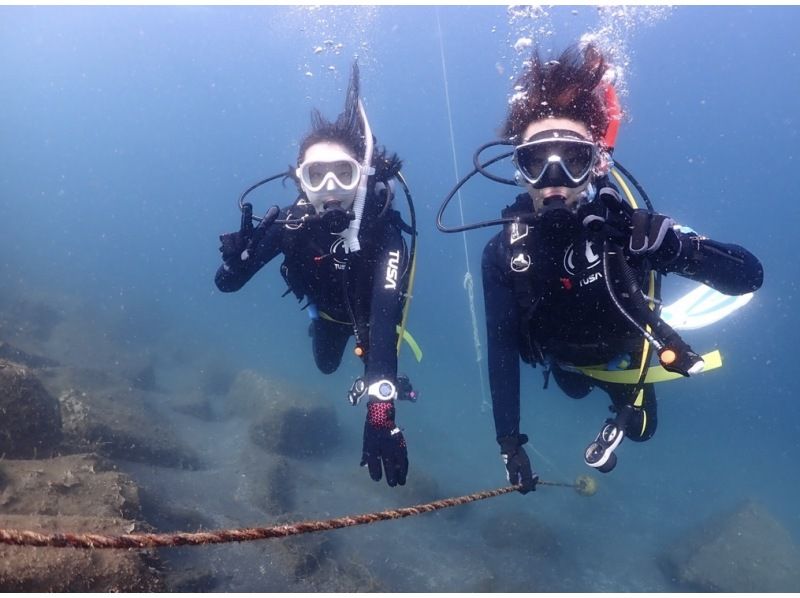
499, 434, 538, 494
219, 203, 280, 269
350, 377, 414, 486
397, 375, 418, 403
219, 231, 249, 268
219, 202, 255, 268
628, 209, 681, 266
589, 188, 680, 267
659, 332, 704, 376
361, 400, 408, 487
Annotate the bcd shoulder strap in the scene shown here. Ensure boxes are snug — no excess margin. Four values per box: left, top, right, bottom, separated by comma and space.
279, 199, 314, 302
502, 217, 544, 366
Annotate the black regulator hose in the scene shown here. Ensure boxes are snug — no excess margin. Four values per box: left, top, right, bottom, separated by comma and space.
436, 143, 520, 233
601, 240, 663, 350
472, 140, 517, 186
236, 170, 318, 228
238, 171, 295, 219
396, 172, 417, 280
603, 240, 702, 376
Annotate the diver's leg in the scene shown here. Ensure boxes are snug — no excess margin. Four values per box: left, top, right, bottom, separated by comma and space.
584, 381, 658, 472
310, 318, 351, 374
608, 382, 657, 442
551, 364, 595, 399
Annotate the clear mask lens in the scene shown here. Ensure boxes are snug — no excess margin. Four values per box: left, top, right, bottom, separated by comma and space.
514, 139, 595, 186
298, 159, 361, 192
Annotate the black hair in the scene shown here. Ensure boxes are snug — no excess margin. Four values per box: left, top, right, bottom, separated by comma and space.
297, 61, 402, 183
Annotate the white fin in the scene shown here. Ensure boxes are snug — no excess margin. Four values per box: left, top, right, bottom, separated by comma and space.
661, 283, 754, 330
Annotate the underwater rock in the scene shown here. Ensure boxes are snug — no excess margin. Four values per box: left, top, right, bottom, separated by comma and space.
249, 457, 297, 515
277, 535, 384, 592
225, 369, 330, 418
38, 364, 117, 391
386, 470, 472, 522
131, 362, 158, 392
137, 485, 216, 534
661, 500, 800, 592
229, 368, 342, 458
0, 453, 165, 591
52, 386, 205, 470
170, 389, 224, 422
249, 404, 342, 459
0, 454, 140, 520
480, 509, 563, 559
163, 568, 221, 592
0, 297, 63, 342
0, 341, 59, 368
36, 366, 205, 470
224, 368, 289, 419
198, 359, 237, 396
0, 514, 165, 591
0, 359, 62, 458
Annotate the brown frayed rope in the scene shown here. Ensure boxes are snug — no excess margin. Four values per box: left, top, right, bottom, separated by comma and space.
0, 481, 572, 550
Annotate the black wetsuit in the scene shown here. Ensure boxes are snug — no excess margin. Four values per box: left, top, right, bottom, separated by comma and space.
215, 195, 409, 384
482, 186, 764, 445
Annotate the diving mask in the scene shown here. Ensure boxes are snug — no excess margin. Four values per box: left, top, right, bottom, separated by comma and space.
296, 142, 362, 214
513, 130, 597, 189
297, 158, 361, 193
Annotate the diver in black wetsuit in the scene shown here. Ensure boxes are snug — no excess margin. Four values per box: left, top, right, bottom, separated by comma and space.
214, 63, 417, 488
439, 43, 763, 493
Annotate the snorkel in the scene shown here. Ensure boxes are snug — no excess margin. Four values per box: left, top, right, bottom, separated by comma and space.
600, 67, 622, 153
341, 98, 375, 253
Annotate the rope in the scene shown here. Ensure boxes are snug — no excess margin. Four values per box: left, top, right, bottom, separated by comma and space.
435, 8, 490, 412
0, 482, 574, 550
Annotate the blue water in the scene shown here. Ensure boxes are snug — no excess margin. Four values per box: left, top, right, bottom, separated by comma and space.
1, 5, 799, 591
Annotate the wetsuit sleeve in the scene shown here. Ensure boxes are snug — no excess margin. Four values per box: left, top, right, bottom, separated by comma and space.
363, 223, 407, 383
482, 234, 522, 443
214, 208, 287, 292
662, 231, 764, 295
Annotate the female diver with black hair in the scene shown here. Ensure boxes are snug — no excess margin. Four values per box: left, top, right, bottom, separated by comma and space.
437, 43, 763, 491
215, 62, 419, 488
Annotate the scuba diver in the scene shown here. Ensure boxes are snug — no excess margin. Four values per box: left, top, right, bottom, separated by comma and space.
437, 43, 763, 493
215, 62, 419, 488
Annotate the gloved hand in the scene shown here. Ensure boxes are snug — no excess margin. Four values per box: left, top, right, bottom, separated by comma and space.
219, 202, 255, 268
659, 332, 704, 376
499, 434, 538, 494
361, 400, 408, 487
219, 230, 250, 266
397, 375, 417, 402
628, 209, 680, 265
580, 188, 629, 244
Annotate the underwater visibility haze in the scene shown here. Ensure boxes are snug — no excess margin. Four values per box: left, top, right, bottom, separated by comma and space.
0, 4, 798, 592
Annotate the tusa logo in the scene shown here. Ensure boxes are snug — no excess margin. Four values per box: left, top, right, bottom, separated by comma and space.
579, 272, 603, 287
329, 237, 347, 270
384, 250, 401, 289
